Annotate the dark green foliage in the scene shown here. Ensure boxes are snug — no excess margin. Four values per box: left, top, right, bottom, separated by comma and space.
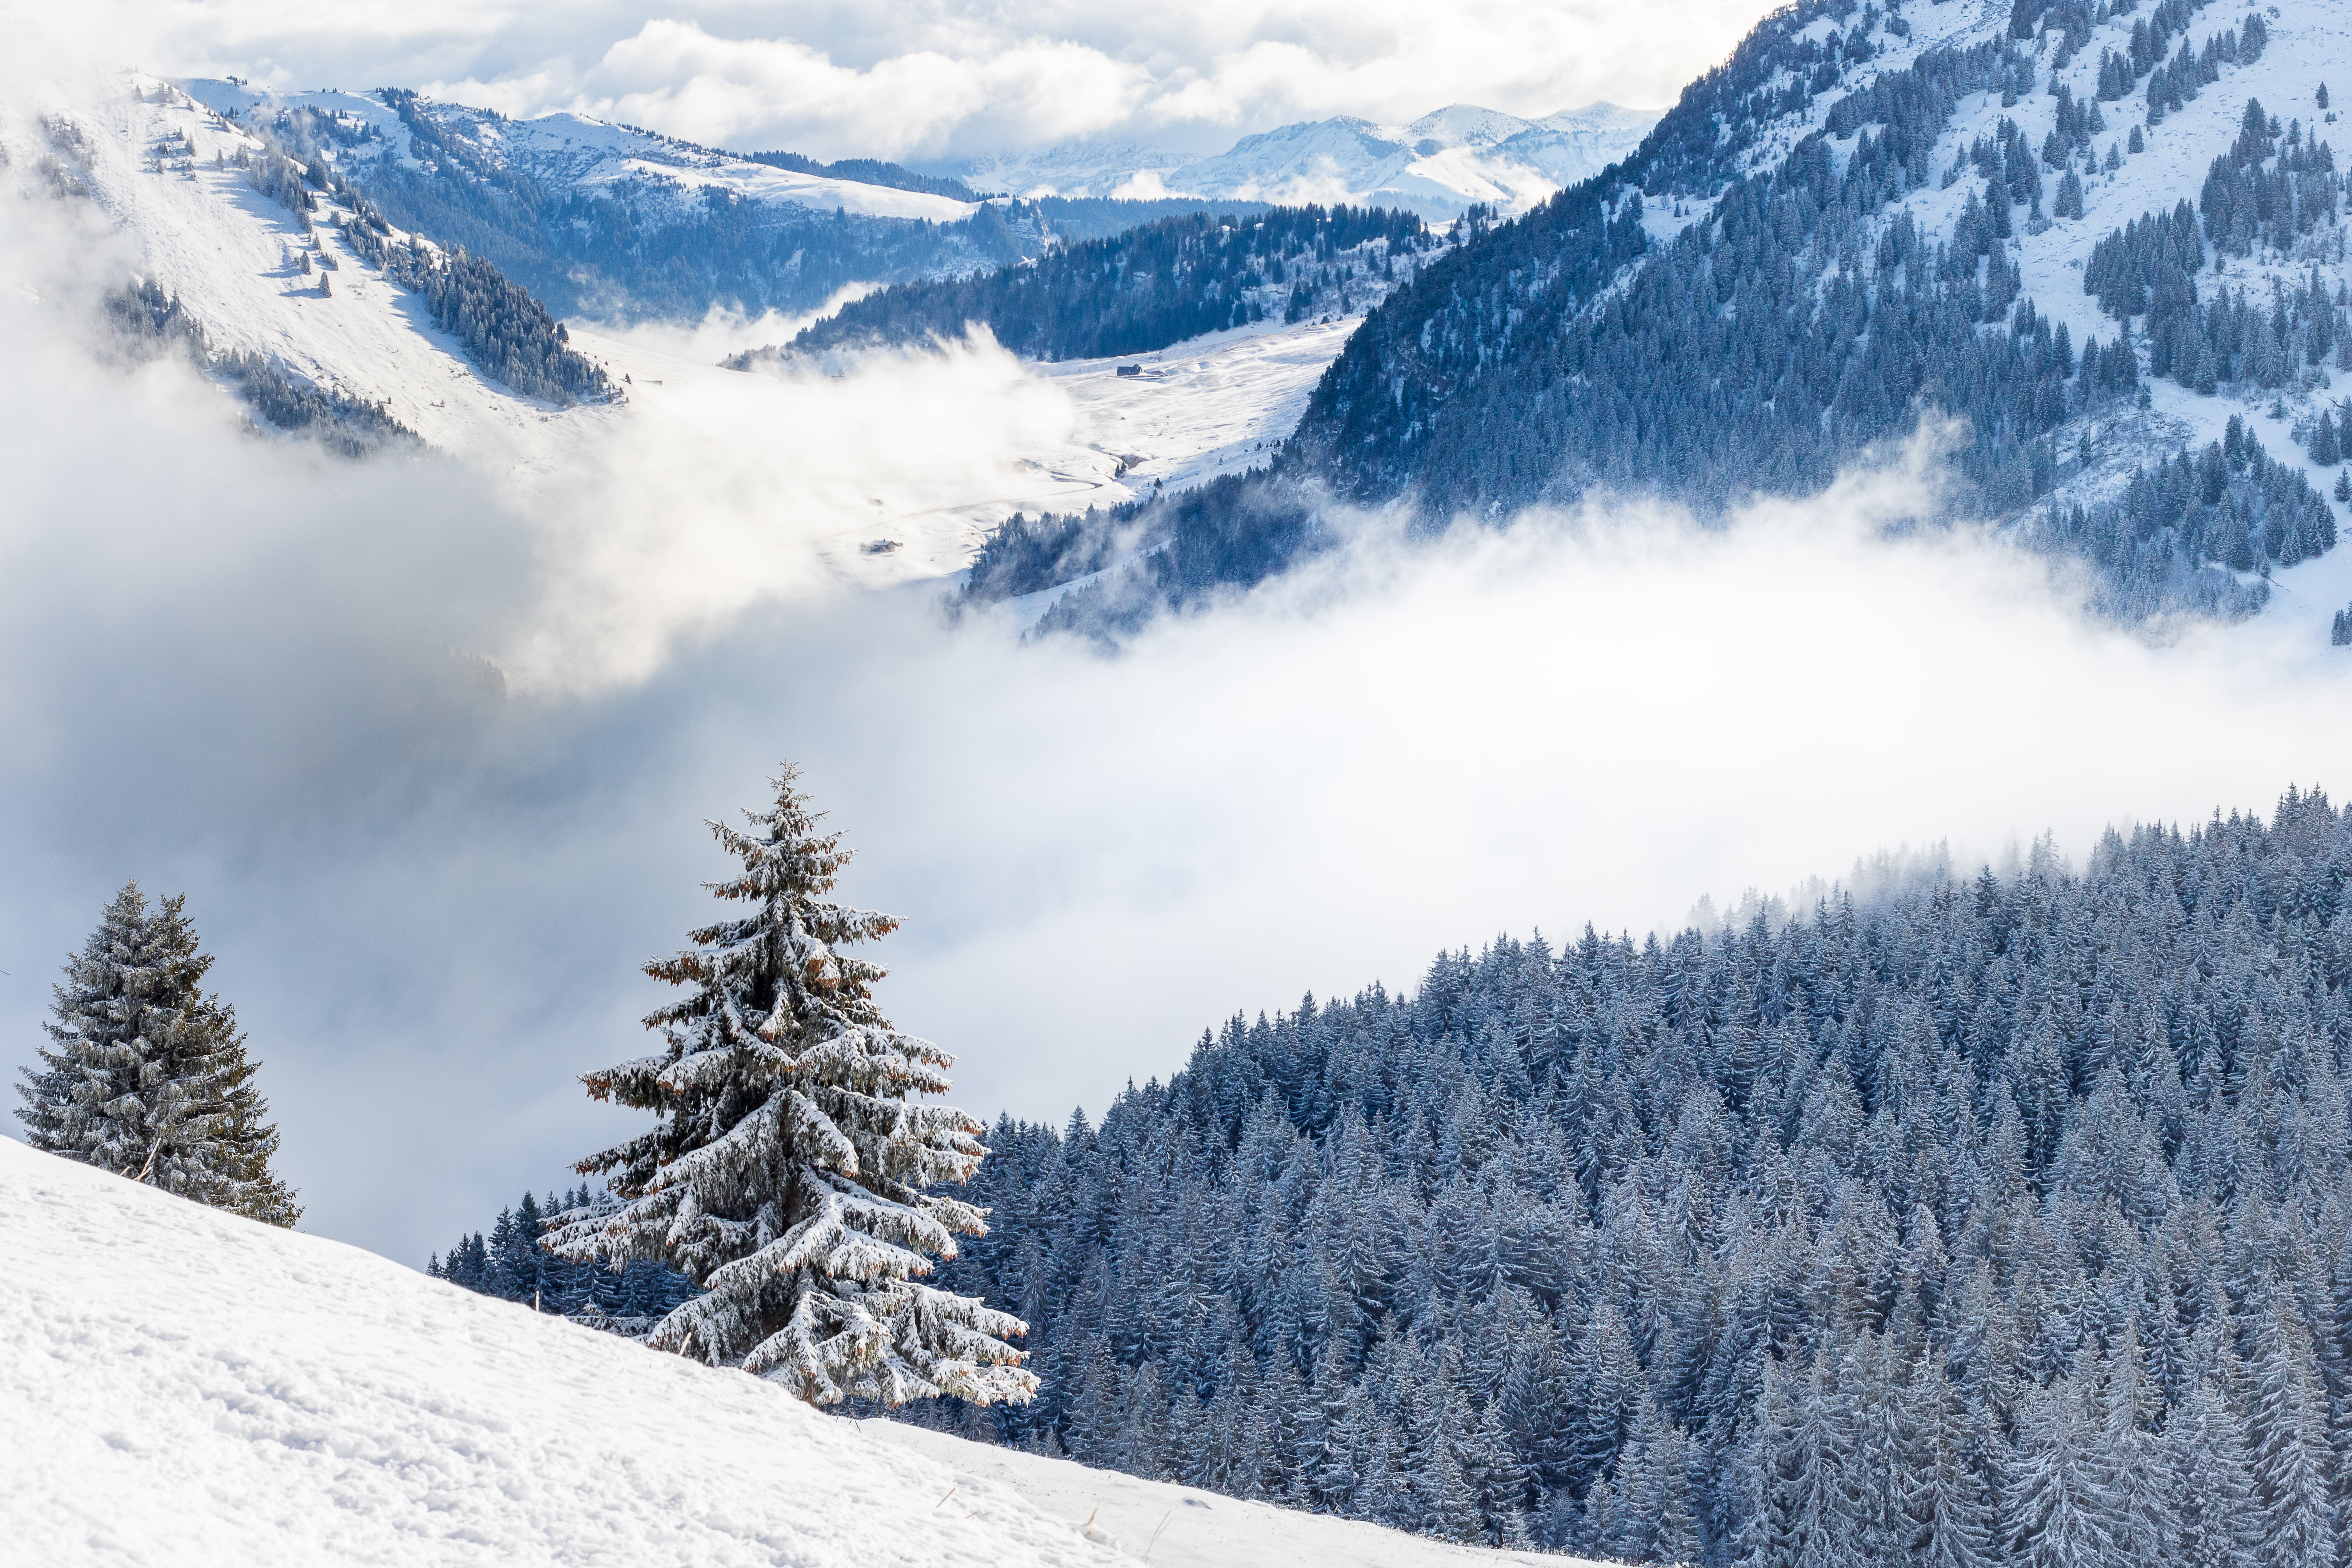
17, 882, 300, 1228
374, 238, 611, 406
954, 471, 1322, 633
1002, 0, 2307, 634
2332, 605, 2352, 645
2200, 99, 2338, 260
903, 788, 2352, 1562
768, 206, 1424, 364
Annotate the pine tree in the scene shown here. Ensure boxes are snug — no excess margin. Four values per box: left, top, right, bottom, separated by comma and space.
551, 764, 1035, 1407
2244, 1302, 2331, 1568
15, 881, 299, 1226
2004, 1376, 2117, 1568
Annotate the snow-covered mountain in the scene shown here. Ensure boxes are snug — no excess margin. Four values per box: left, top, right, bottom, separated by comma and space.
0, 1136, 1576, 1567
934, 102, 1661, 218
1144, 0, 2352, 623
181, 79, 985, 225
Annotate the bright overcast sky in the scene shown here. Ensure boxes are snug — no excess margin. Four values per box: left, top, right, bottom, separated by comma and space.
95, 0, 1786, 159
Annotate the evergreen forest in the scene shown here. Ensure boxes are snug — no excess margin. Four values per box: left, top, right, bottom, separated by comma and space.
754, 206, 1428, 365
852, 788, 2352, 1566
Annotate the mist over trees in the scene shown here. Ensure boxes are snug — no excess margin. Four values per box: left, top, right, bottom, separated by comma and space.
977, 0, 2346, 640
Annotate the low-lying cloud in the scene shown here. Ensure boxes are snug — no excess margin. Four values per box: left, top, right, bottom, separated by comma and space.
68, 0, 1782, 161
12, 149, 2352, 1267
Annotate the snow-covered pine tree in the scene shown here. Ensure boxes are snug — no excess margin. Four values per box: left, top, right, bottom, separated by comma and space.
550, 764, 1035, 1407
14, 881, 300, 1226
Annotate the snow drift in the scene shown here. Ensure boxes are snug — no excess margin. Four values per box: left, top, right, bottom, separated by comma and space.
0, 1137, 1575, 1566
0, 1136, 1119, 1566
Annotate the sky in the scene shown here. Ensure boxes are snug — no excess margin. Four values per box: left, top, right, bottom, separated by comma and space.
16, 0, 2352, 1268
78, 0, 1784, 161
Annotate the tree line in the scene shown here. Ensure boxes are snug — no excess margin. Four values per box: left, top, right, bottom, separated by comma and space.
748, 206, 1429, 366
888, 787, 2352, 1566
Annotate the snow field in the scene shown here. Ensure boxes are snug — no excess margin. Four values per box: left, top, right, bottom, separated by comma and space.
870, 1422, 1596, 1568
0, 1137, 1611, 1568
0, 1136, 1122, 1568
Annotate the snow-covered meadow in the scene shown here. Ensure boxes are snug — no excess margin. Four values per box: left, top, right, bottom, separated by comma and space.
0, 1136, 1580, 1568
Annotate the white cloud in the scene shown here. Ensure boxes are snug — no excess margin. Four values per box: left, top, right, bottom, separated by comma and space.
85, 0, 1786, 162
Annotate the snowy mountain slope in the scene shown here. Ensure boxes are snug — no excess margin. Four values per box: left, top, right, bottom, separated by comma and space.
933, 103, 1660, 218
12, 71, 1361, 611
0, 1137, 1127, 1567
869, 1421, 1590, 1568
1196, 0, 2352, 632
181, 79, 981, 225
0, 1136, 1591, 1568
26, 76, 610, 459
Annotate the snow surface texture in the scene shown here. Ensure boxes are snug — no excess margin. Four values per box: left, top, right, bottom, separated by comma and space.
936, 104, 1660, 218
870, 1422, 1581, 1568
0, 1137, 1577, 1568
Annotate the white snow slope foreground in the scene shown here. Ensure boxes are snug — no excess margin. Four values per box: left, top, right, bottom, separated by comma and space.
0, 1138, 1566, 1568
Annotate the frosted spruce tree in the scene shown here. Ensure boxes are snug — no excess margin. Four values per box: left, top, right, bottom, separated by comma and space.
552, 764, 1036, 1407
15, 881, 301, 1226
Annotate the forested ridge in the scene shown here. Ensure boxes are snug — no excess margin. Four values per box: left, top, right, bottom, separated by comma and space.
751, 206, 1428, 366
857, 787, 2352, 1566
994, 0, 2352, 636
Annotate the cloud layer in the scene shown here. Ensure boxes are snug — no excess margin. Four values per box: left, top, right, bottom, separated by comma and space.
85, 0, 1782, 160
13, 182, 2352, 1266
13, 50, 2352, 1270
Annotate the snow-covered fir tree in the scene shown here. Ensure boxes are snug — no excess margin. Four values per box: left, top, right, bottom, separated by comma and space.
15, 881, 300, 1226
551, 764, 1035, 1407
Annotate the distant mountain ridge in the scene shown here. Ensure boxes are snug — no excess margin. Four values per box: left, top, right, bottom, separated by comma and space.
177, 82, 1275, 321
928, 102, 1662, 218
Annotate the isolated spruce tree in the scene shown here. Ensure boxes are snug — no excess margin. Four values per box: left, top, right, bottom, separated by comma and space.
15, 881, 300, 1226
552, 764, 1035, 1407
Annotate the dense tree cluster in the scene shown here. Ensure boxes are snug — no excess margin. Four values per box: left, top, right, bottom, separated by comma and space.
983, 0, 2343, 639
742, 148, 988, 202
1290, 23, 2126, 522
16, 883, 300, 1228
747, 206, 1427, 365
105, 278, 413, 456
2026, 415, 2335, 618
371, 237, 611, 406
2083, 104, 2345, 402
895, 788, 2352, 1567
954, 471, 1324, 632
426, 1186, 696, 1324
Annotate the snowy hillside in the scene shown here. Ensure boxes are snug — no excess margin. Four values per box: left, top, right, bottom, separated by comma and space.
1180, 0, 2352, 636
181, 79, 984, 226
935, 103, 1660, 218
4, 70, 1372, 596
0, 1136, 1586, 1568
